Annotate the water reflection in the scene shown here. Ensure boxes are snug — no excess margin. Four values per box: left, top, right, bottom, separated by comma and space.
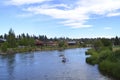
0, 54, 15, 80
16, 52, 35, 65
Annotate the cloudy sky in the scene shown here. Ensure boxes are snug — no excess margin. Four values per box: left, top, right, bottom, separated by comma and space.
0, 0, 120, 38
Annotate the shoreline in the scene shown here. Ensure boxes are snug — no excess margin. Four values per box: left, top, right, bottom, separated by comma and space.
0, 46, 81, 55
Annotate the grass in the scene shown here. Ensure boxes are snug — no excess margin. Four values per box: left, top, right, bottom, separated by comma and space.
0, 45, 81, 54
112, 46, 120, 52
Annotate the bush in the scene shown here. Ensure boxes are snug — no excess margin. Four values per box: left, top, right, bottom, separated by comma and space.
99, 60, 120, 79
58, 41, 67, 48
86, 45, 120, 79
85, 49, 95, 55
86, 51, 99, 65
1, 42, 8, 52
106, 49, 120, 62
93, 40, 103, 51
114, 49, 120, 58
86, 56, 98, 65
98, 48, 112, 62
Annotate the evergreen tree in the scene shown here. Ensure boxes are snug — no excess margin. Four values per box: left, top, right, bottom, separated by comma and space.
7, 28, 17, 48
0, 35, 3, 39
18, 34, 35, 46
114, 36, 120, 45
4, 33, 8, 39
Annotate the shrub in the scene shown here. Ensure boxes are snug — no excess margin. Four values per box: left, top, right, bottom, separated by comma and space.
86, 51, 99, 65
85, 49, 95, 55
106, 49, 120, 62
93, 40, 103, 52
86, 56, 98, 65
98, 48, 112, 62
114, 49, 120, 58
1, 42, 8, 52
99, 60, 120, 79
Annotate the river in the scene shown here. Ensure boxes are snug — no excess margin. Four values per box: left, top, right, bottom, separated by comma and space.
0, 48, 115, 80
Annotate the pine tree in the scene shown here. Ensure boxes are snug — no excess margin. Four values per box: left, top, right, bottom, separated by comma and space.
114, 36, 120, 46
7, 28, 17, 48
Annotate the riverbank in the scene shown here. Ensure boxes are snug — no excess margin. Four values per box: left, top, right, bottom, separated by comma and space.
0, 45, 80, 55
85, 47, 120, 80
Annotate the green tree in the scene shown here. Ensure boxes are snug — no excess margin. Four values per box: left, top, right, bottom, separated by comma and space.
18, 34, 35, 46
93, 40, 103, 51
101, 38, 112, 50
1, 42, 8, 52
58, 41, 67, 48
7, 28, 17, 48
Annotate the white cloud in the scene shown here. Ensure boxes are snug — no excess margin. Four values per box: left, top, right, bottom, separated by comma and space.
107, 12, 120, 17
4, 0, 120, 28
104, 27, 112, 30
24, 4, 91, 28
79, 0, 120, 13
40, 4, 71, 9
5, 0, 51, 6
16, 13, 34, 17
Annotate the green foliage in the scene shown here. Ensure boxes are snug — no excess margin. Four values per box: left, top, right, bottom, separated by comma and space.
86, 46, 120, 79
18, 37, 34, 46
98, 48, 112, 62
101, 38, 112, 50
28, 38, 35, 46
38, 35, 48, 41
18, 33, 35, 47
86, 48, 113, 64
85, 49, 95, 55
99, 60, 120, 79
86, 56, 98, 65
114, 49, 120, 58
107, 49, 120, 62
101, 38, 112, 47
1, 42, 8, 52
86, 50, 99, 65
7, 28, 17, 48
58, 41, 67, 48
93, 40, 103, 51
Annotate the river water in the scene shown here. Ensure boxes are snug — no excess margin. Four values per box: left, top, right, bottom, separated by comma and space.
0, 48, 115, 80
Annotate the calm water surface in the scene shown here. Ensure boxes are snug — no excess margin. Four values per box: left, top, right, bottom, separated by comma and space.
0, 48, 115, 80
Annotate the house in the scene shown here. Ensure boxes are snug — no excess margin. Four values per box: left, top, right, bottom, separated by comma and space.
0, 38, 6, 46
35, 40, 58, 46
46, 41, 58, 46
67, 41, 77, 45
35, 39, 44, 46
0, 38, 6, 43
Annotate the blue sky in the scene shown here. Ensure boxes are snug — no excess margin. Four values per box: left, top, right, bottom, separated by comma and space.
0, 0, 120, 38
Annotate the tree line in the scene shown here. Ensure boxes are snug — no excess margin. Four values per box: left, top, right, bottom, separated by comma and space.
0, 28, 120, 52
